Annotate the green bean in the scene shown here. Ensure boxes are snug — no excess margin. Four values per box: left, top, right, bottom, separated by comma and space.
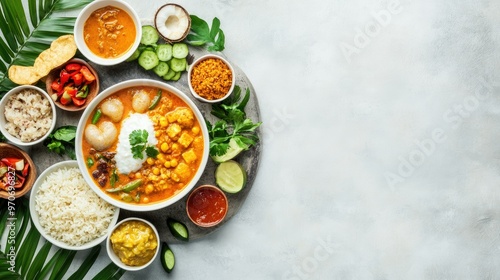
148, 89, 162, 110
91, 109, 102, 124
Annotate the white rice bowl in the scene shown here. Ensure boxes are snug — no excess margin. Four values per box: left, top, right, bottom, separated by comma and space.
30, 161, 119, 250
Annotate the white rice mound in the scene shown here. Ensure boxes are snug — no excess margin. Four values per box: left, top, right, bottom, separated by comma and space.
115, 113, 158, 174
35, 167, 116, 246
4, 88, 53, 142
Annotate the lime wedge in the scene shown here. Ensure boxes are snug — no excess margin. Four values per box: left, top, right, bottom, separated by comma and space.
211, 138, 245, 163
215, 160, 247, 193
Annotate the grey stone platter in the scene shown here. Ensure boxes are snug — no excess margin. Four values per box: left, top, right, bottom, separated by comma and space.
29, 46, 262, 242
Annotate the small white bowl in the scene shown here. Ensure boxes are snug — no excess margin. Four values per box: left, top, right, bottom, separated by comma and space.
107, 218, 160, 271
0, 85, 56, 146
188, 54, 236, 103
29, 160, 120, 250
74, 0, 141, 66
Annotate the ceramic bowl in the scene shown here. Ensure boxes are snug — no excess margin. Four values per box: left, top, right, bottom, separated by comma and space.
186, 185, 228, 227
106, 218, 160, 271
0, 143, 37, 199
74, 0, 142, 65
188, 54, 236, 103
29, 160, 120, 250
45, 58, 100, 112
0, 85, 56, 146
75, 79, 209, 211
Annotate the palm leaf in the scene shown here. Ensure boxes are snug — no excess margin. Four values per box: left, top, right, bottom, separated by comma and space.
0, 197, 126, 280
0, 0, 93, 98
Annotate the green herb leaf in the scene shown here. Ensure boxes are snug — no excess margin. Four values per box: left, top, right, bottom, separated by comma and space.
206, 86, 261, 157
129, 129, 158, 159
44, 126, 77, 159
146, 146, 159, 158
53, 125, 76, 142
131, 145, 145, 159
187, 15, 225, 51
129, 130, 148, 146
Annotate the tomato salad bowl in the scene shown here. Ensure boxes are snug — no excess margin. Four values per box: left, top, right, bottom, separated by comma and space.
75, 79, 209, 212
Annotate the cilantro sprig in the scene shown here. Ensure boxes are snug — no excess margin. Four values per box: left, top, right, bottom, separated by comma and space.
186, 15, 225, 52
129, 129, 159, 159
207, 86, 262, 157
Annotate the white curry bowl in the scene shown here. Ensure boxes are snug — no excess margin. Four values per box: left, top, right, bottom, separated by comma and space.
74, 0, 141, 65
75, 79, 209, 212
29, 160, 120, 250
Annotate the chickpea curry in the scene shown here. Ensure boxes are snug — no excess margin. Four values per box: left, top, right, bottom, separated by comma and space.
82, 86, 205, 204
83, 5, 136, 58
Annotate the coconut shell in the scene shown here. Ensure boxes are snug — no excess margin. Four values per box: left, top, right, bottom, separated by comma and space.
154, 3, 192, 44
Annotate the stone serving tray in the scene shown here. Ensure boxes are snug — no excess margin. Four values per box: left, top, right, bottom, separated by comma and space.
29, 46, 262, 242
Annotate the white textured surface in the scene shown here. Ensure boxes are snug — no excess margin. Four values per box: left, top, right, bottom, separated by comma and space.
73, 0, 500, 279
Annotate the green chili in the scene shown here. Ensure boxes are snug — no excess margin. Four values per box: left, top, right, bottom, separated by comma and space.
148, 89, 162, 110
91, 109, 102, 124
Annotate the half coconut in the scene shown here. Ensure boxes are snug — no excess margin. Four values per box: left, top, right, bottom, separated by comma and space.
154, 3, 191, 43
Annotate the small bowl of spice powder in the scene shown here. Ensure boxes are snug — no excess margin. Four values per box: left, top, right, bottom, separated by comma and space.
188, 54, 235, 103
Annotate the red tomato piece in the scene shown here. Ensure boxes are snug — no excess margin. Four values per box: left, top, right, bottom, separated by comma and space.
80, 66, 96, 83
51, 80, 63, 93
72, 73, 83, 86
65, 63, 82, 72
71, 96, 86, 107
60, 69, 70, 85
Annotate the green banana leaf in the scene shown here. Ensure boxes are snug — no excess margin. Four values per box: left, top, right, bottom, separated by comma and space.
0, 0, 94, 97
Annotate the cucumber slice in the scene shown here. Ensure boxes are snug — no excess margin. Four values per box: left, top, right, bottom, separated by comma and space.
156, 44, 173, 61
153, 61, 169, 77
160, 242, 175, 273
172, 43, 189, 58
162, 69, 176, 80
141, 25, 159, 45
138, 50, 159, 70
170, 71, 182, 81
126, 49, 140, 62
211, 138, 245, 163
170, 58, 186, 72
167, 218, 189, 241
215, 160, 247, 194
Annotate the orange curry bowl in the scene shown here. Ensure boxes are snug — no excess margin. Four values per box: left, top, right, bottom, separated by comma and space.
0, 143, 37, 199
75, 79, 209, 212
74, 0, 141, 66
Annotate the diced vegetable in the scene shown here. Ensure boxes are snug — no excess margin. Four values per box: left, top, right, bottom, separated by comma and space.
148, 90, 162, 110
153, 61, 169, 77
167, 218, 189, 241
138, 50, 159, 70
141, 25, 159, 45
160, 242, 175, 273
172, 43, 189, 58
91, 109, 102, 124
170, 58, 186, 72
131, 25, 190, 81
156, 44, 172, 61
106, 179, 143, 193
215, 160, 247, 193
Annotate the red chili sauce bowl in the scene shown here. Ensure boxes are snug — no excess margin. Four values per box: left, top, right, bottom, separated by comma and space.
186, 185, 228, 227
